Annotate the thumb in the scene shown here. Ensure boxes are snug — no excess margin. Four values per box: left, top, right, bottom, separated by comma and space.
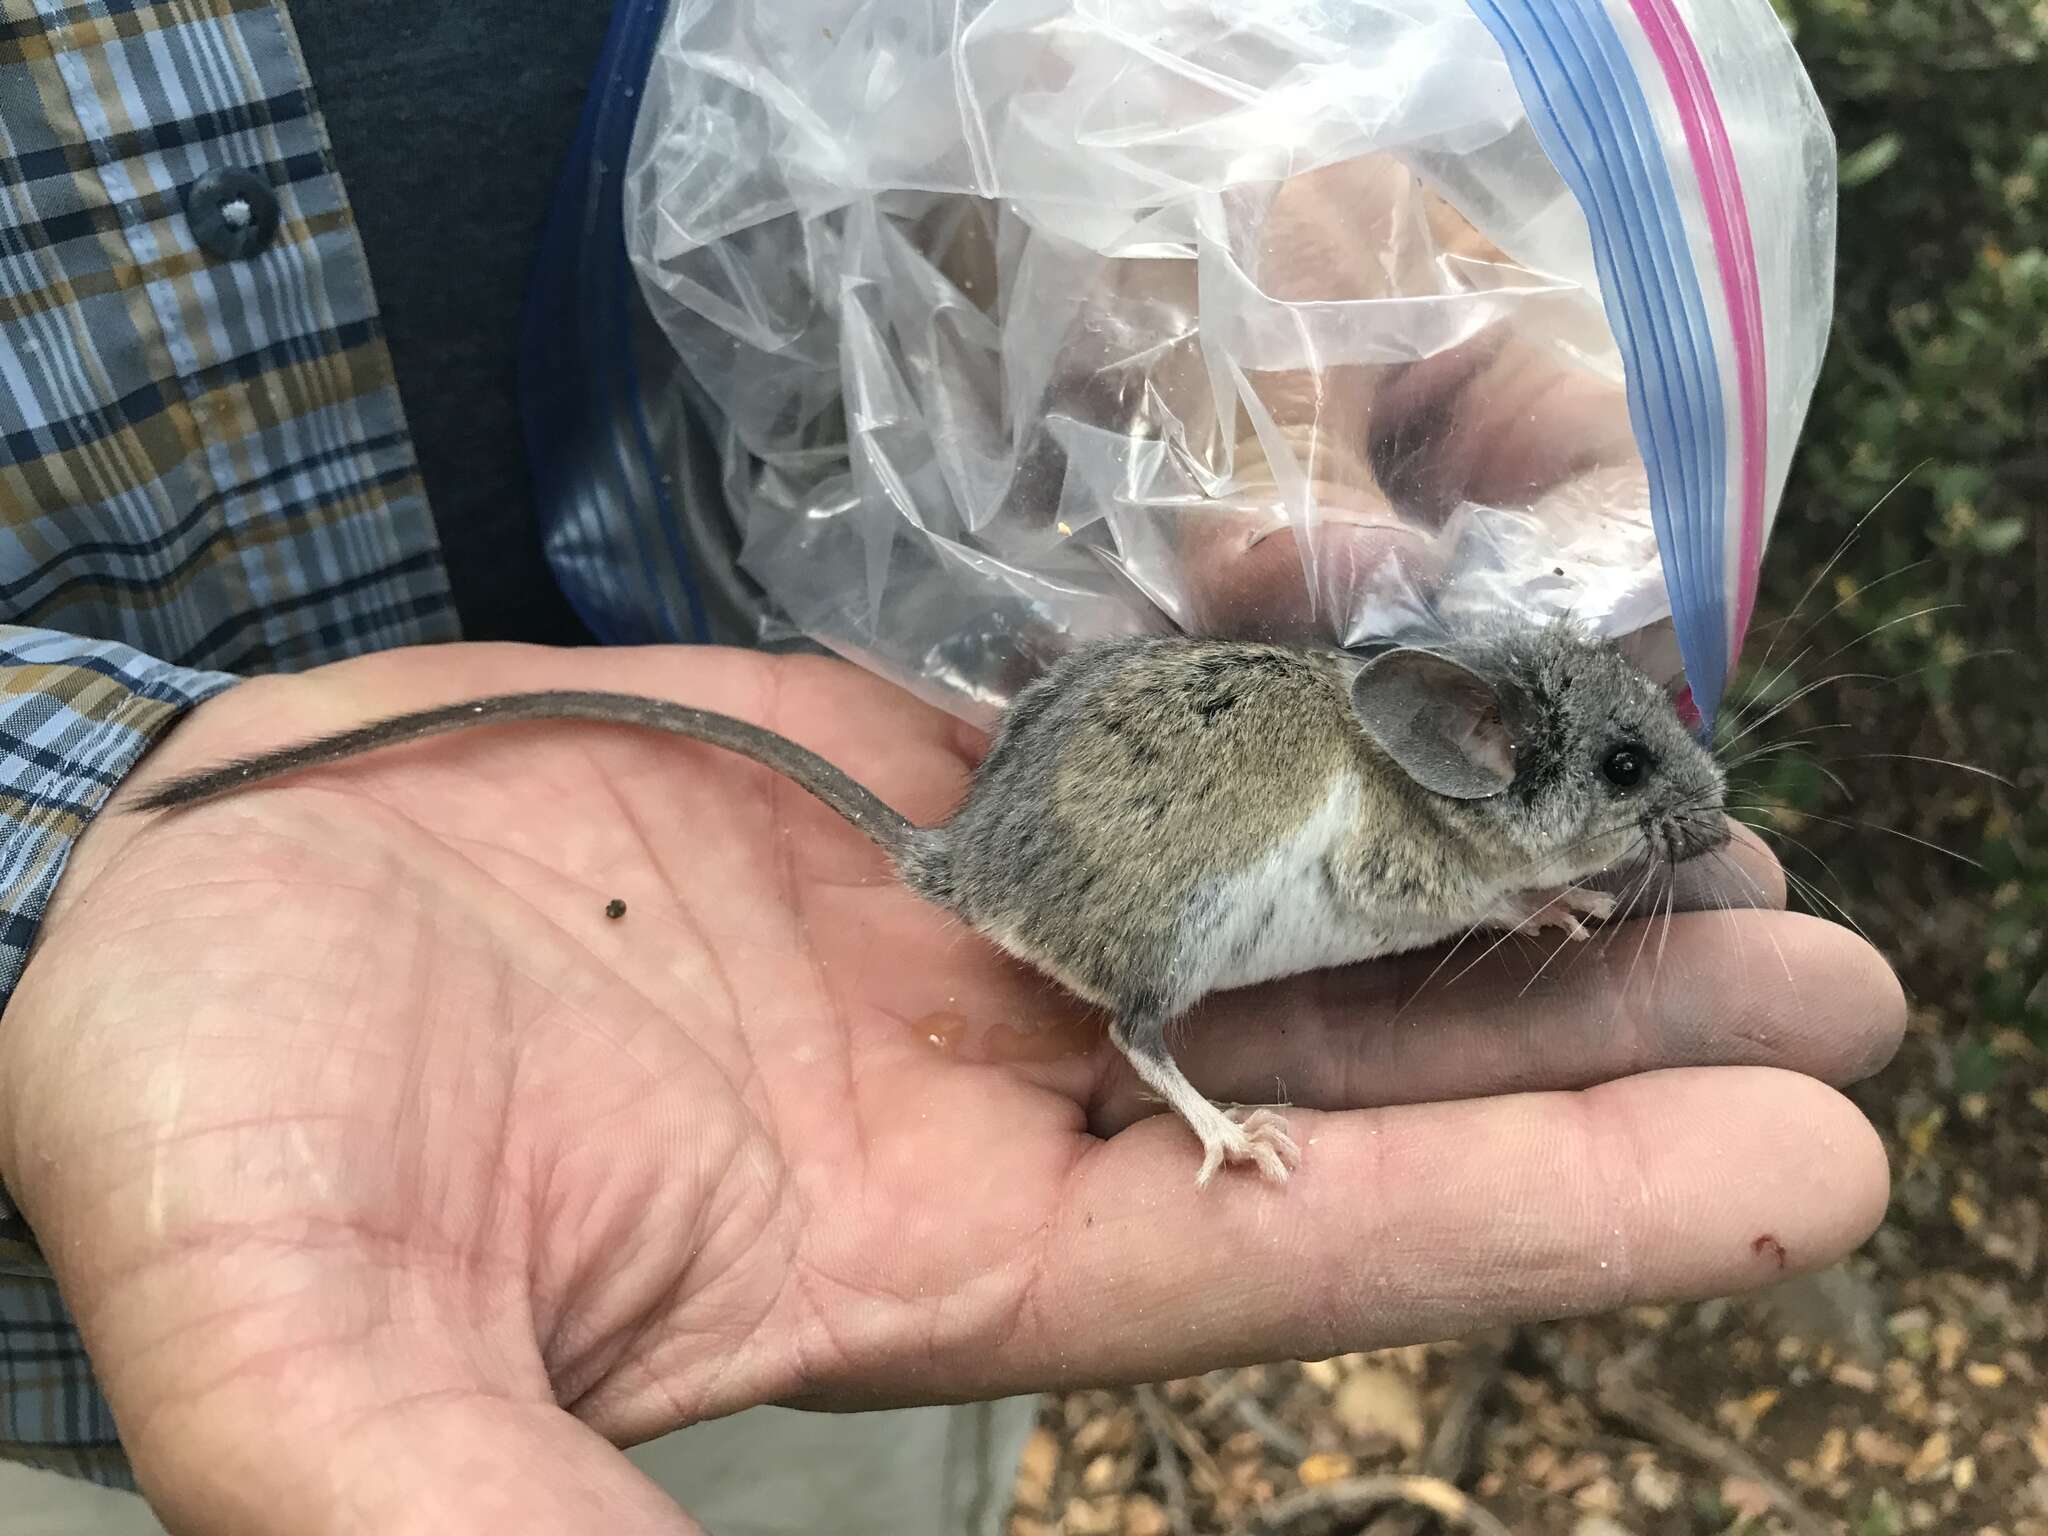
56, 1257, 703, 1535
125, 1347, 706, 1536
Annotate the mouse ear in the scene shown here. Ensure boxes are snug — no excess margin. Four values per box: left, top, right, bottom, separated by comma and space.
1348, 648, 1518, 799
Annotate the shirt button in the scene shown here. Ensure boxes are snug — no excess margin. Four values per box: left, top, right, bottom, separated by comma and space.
184, 167, 281, 260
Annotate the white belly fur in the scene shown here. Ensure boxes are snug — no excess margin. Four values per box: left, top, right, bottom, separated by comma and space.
1195, 773, 1473, 995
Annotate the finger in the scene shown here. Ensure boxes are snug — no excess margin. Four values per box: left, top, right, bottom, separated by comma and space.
972, 1067, 1885, 1398
152, 1394, 702, 1536
1170, 499, 1450, 647
1379, 337, 1641, 508
1095, 908, 1903, 1129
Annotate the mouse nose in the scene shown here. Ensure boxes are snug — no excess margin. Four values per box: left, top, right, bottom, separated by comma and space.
1663, 809, 1731, 864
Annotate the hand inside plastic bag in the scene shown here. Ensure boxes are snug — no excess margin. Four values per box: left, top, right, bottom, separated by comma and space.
1107, 153, 1656, 649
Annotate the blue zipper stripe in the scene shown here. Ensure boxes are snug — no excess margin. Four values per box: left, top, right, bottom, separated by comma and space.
1465, 0, 1730, 726
1557, 1, 1727, 718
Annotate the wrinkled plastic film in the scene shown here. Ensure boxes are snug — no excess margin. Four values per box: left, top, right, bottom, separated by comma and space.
622, 0, 1834, 726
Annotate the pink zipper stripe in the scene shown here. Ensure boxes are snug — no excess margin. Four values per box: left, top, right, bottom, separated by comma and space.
1625, 0, 1769, 664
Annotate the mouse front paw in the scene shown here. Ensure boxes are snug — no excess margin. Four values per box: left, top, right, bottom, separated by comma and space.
1557, 888, 1618, 922
1195, 1106, 1302, 1188
1547, 888, 1617, 938
1498, 887, 1616, 941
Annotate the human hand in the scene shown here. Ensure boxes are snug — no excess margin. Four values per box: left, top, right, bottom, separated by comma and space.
0, 642, 1900, 1534
1164, 151, 1652, 643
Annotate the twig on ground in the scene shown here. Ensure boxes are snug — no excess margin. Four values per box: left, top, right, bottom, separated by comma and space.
1134, 1384, 1197, 1536
1232, 1392, 1311, 1465
1588, 1354, 1833, 1536
1245, 1475, 1515, 1536
1191, 1369, 1255, 1426
1363, 1329, 1512, 1536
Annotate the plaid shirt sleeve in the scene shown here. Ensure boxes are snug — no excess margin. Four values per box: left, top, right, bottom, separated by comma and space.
0, 632, 238, 1492
3, 0, 461, 1490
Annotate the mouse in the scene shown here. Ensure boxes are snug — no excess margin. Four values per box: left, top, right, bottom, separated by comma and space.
132, 620, 1729, 1187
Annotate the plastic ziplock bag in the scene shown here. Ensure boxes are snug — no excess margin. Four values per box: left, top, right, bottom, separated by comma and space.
617, 0, 1835, 729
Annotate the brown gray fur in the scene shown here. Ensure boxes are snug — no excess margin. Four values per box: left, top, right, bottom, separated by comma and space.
134, 623, 1727, 1188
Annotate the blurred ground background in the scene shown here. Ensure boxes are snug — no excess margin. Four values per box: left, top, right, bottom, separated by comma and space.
1009, 1, 2047, 1532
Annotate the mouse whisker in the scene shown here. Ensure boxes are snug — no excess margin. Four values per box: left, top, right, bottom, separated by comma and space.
1720, 597, 1965, 753
1648, 879, 1678, 994
1514, 926, 1576, 999
1733, 461, 1924, 703
1597, 836, 1669, 932
1697, 846, 1793, 990
1730, 555, 1933, 721
1407, 835, 1647, 1008
1760, 806, 1985, 871
1779, 864, 1882, 955
1718, 667, 1894, 751
1803, 755, 1859, 805
1736, 814, 1885, 956
1719, 735, 1860, 804
1510, 869, 1617, 999
1596, 842, 1662, 933
1394, 910, 1530, 1018
1718, 737, 1819, 771
1723, 549, 1953, 733
1825, 750, 2012, 785
1502, 810, 1665, 881
1717, 723, 1856, 772
1620, 857, 1665, 999
1729, 641, 2014, 747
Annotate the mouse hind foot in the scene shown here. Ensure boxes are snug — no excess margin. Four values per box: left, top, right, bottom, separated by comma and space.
1204, 1106, 1300, 1186
1110, 1012, 1301, 1188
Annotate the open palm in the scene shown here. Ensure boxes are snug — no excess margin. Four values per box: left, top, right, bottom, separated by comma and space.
0, 642, 1902, 1535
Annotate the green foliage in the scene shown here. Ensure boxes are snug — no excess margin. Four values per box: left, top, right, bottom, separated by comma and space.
1952, 1031, 2005, 1094
1731, 0, 2047, 1039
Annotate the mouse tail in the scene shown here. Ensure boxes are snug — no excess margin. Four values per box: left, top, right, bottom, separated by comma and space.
130, 690, 930, 866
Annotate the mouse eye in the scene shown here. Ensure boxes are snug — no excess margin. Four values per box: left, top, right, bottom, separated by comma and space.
1602, 743, 1651, 788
